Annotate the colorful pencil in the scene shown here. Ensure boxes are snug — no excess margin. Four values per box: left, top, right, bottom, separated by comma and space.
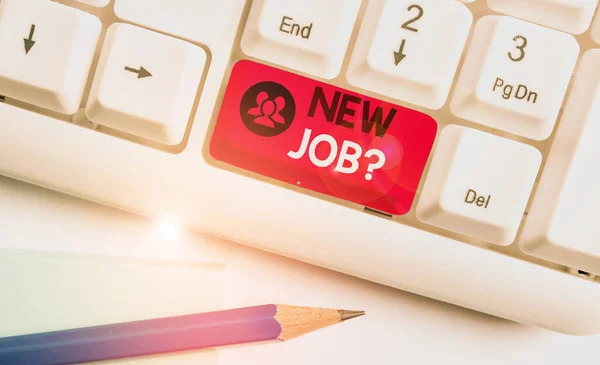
0, 304, 365, 365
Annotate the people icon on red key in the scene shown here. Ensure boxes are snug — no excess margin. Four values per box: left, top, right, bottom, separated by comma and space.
240, 81, 296, 138
247, 91, 287, 128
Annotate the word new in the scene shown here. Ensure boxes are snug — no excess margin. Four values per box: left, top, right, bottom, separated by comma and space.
464, 189, 491, 209
308, 86, 397, 137
288, 128, 386, 181
280, 16, 313, 39
493, 77, 538, 104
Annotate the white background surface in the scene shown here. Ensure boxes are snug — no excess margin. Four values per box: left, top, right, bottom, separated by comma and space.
1, 174, 599, 364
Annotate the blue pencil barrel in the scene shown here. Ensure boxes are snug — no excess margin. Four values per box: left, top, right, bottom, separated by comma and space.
0, 305, 280, 365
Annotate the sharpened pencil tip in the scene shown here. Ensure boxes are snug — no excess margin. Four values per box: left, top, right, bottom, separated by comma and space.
339, 310, 366, 321
275, 305, 365, 340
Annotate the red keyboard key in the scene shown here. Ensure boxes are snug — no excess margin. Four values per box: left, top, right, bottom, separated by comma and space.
210, 60, 437, 215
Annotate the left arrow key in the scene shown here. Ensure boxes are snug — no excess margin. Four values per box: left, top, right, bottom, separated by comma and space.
24, 24, 36, 54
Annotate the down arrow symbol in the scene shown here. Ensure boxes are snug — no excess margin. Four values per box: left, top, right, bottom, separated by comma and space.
394, 39, 407, 65
24, 24, 36, 54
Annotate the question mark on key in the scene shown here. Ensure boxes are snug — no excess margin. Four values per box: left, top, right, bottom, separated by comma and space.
364, 149, 386, 181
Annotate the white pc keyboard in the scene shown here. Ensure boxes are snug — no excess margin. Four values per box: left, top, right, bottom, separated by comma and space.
1, 0, 600, 335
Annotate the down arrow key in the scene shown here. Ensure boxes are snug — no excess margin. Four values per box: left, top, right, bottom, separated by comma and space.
23, 24, 36, 54
394, 39, 407, 66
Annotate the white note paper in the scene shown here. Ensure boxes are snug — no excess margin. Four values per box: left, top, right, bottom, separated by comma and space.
0, 249, 225, 365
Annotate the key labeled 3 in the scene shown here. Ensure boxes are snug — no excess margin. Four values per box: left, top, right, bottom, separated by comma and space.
417, 125, 541, 245
450, 16, 579, 141
210, 61, 437, 215
347, 0, 472, 110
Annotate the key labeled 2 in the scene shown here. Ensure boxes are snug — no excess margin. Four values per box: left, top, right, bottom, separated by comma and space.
347, 0, 472, 110
210, 61, 437, 215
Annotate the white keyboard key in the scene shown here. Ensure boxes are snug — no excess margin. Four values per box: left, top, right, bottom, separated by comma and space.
240, 0, 361, 79
0, 0, 101, 115
417, 125, 541, 245
114, 0, 245, 51
347, 0, 472, 109
86, 24, 206, 145
488, 0, 598, 35
520, 49, 600, 275
74, 0, 111, 7
592, 8, 600, 45
450, 16, 579, 141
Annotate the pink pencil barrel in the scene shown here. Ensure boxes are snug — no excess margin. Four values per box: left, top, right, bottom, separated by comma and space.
0, 305, 281, 365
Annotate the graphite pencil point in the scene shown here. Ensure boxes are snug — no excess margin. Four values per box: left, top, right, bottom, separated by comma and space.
339, 310, 366, 321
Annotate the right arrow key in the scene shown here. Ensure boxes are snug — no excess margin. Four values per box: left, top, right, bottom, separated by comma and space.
86, 23, 206, 146
124, 65, 152, 79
